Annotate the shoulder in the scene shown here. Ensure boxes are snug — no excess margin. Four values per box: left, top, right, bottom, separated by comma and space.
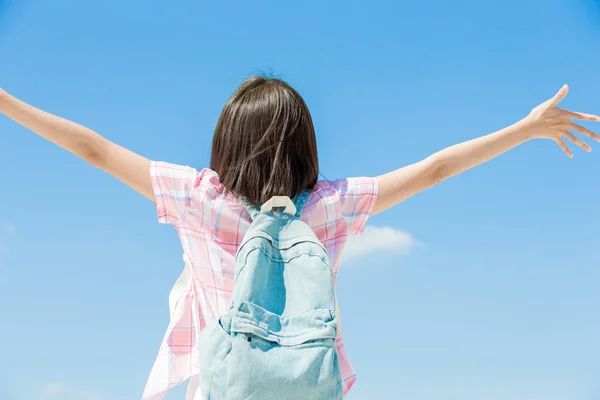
310, 177, 378, 202
308, 177, 378, 236
150, 161, 221, 191
196, 167, 222, 192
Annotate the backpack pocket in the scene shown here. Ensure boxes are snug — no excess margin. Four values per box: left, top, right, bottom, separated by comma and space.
197, 315, 233, 399
230, 300, 338, 345
203, 301, 343, 400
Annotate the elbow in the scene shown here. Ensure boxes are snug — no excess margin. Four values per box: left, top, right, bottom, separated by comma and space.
79, 137, 107, 166
430, 159, 451, 186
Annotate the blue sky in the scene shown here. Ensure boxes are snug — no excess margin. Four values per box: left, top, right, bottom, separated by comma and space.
1, 0, 600, 399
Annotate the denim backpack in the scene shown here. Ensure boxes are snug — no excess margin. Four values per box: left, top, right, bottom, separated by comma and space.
196, 191, 344, 399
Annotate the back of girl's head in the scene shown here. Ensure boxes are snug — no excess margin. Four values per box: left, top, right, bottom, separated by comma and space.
210, 75, 319, 206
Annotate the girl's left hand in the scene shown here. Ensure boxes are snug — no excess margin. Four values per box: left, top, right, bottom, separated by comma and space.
523, 84, 600, 158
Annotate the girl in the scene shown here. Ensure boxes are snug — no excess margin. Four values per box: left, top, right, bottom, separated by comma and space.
1, 76, 598, 400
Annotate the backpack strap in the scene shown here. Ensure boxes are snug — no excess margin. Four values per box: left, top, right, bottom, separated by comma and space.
291, 189, 311, 218
241, 190, 311, 220
241, 201, 261, 220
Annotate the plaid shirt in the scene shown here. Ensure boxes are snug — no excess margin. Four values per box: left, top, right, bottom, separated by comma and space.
143, 161, 378, 400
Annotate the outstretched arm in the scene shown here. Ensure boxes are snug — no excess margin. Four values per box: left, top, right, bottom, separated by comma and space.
373, 85, 600, 215
0, 88, 153, 200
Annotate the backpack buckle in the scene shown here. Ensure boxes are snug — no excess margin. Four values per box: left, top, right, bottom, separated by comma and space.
260, 196, 297, 216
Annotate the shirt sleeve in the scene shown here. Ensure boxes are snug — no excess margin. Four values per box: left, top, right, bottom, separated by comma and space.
149, 161, 201, 225
330, 177, 379, 236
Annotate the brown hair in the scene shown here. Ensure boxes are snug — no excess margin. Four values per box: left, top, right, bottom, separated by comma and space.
210, 75, 319, 206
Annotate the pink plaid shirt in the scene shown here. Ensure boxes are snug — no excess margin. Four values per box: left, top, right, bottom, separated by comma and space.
143, 161, 378, 400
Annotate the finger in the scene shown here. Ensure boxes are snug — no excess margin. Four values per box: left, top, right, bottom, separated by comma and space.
554, 137, 573, 158
563, 131, 591, 152
547, 84, 569, 109
559, 109, 600, 122
569, 122, 600, 142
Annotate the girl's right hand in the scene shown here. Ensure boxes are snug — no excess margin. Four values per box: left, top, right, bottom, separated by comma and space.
373, 85, 600, 215
520, 84, 600, 158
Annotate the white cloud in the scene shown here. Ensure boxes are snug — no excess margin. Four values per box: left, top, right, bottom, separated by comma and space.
40, 382, 70, 397
81, 390, 104, 400
343, 226, 421, 263
40, 382, 102, 399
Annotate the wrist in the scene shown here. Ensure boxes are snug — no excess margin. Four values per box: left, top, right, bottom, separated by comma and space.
0, 89, 9, 114
512, 117, 538, 142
